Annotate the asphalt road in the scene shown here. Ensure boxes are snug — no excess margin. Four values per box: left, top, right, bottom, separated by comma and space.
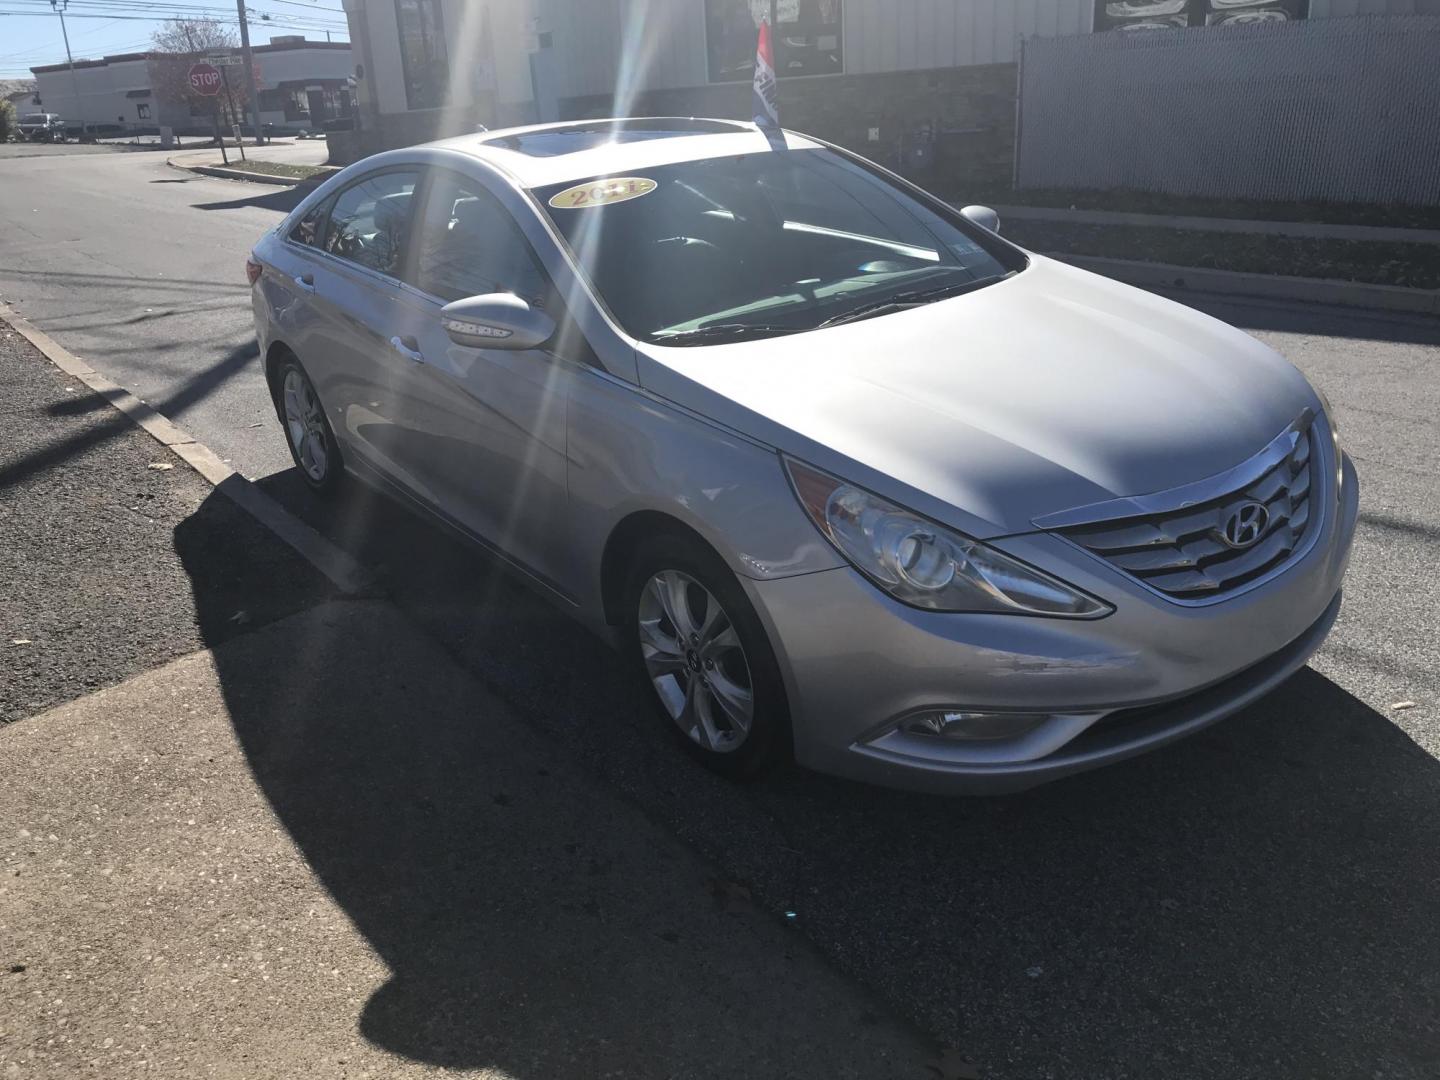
3, 144, 1439, 1079
0, 144, 298, 480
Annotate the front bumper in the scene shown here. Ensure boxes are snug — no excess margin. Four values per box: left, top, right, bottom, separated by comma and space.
745, 452, 1358, 795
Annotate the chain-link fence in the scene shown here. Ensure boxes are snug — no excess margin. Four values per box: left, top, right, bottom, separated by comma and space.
1015, 15, 1440, 206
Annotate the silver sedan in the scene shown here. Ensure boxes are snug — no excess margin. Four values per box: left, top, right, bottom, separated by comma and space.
247, 118, 1357, 794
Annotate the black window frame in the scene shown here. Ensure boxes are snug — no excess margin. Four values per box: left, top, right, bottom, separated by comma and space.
394, 0, 450, 111
1092, 0, 1309, 32
705, 0, 844, 85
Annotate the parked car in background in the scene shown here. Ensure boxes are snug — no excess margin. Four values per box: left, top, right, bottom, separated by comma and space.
17, 113, 65, 142
247, 118, 1357, 795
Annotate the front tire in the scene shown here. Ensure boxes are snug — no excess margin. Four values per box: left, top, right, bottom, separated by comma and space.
274, 356, 343, 495
622, 535, 790, 778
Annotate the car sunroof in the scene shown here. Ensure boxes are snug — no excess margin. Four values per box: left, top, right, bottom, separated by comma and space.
480, 119, 747, 158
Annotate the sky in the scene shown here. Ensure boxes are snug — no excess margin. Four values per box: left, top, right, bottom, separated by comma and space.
0, 0, 349, 80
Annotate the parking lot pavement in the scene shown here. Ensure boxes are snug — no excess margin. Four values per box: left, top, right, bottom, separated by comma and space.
0, 142, 134, 160
0, 600, 935, 1080
254, 299, 1440, 1080
4, 145, 1439, 1076
0, 323, 332, 726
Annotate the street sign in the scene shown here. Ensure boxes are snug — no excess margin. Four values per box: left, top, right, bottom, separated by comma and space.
188, 62, 223, 96
205, 54, 244, 66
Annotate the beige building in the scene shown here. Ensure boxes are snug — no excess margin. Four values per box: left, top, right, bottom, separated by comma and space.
334, 0, 1436, 176
31, 38, 352, 137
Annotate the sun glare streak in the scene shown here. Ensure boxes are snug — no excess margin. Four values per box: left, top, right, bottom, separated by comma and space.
442, 0, 495, 128
610, 0, 670, 121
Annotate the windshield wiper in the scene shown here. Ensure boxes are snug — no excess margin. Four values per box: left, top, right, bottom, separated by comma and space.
650, 323, 797, 346
817, 273, 1015, 330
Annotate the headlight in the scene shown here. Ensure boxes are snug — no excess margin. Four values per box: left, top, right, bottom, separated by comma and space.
1313, 385, 1344, 492
785, 459, 1111, 617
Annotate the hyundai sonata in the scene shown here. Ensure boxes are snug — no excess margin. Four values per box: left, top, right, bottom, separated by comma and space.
248, 118, 1357, 794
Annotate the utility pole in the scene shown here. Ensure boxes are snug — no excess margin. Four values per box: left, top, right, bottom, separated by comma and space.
49, 0, 84, 140
234, 0, 265, 144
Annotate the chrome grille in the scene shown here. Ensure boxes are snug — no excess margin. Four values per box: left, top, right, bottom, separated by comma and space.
1055, 418, 1319, 601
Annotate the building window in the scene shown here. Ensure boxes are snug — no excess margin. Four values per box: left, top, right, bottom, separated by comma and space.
706, 0, 842, 84
284, 89, 311, 122
395, 0, 449, 110
136, 103, 150, 119
1094, 1, 1308, 32
258, 89, 284, 112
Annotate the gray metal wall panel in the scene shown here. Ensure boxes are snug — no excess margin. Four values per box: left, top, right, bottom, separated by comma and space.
1016, 15, 1440, 205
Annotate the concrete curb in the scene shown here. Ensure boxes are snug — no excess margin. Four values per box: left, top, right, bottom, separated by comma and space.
0, 301, 371, 595
996, 204, 1440, 246
1051, 253, 1440, 317
166, 159, 334, 187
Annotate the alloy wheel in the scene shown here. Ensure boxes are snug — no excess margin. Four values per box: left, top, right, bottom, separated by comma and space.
637, 569, 755, 754
282, 367, 330, 483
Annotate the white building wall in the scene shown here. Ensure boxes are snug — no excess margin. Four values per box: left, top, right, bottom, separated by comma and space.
252, 45, 354, 87
342, 0, 1437, 124
1311, 0, 1440, 13
35, 44, 351, 132
530, 0, 1100, 101
34, 57, 152, 129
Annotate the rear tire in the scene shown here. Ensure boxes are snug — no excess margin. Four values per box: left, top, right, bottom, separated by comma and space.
274, 356, 343, 495
622, 534, 790, 779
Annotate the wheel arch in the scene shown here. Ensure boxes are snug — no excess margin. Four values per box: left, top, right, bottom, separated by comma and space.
599, 510, 724, 628
263, 339, 298, 399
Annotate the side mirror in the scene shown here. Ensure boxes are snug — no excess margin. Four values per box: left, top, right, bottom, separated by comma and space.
440, 293, 556, 351
960, 205, 1001, 234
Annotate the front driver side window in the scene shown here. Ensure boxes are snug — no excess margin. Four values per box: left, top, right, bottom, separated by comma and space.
413, 171, 551, 306
323, 170, 419, 278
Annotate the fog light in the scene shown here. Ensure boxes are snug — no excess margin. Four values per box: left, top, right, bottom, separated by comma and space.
899, 711, 1050, 742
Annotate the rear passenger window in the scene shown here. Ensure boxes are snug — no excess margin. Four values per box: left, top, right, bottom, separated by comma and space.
323, 171, 420, 277
413, 171, 551, 306
288, 198, 330, 247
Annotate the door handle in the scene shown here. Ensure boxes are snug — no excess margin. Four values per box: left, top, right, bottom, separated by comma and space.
390, 335, 425, 364
294, 274, 316, 293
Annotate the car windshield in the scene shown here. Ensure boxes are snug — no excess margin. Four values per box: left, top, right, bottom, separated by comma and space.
534, 149, 1021, 344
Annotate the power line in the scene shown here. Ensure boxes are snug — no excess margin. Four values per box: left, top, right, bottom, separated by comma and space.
0, 9, 345, 24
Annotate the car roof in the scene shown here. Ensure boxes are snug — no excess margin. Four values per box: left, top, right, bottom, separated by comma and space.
423, 117, 825, 189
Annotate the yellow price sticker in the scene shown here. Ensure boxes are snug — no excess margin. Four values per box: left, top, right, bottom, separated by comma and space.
548, 177, 658, 210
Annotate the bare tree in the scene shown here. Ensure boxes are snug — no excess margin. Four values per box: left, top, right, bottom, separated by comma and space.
149, 18, 254, 131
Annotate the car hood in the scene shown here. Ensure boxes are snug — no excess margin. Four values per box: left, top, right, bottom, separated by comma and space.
633, 256, 1320, 539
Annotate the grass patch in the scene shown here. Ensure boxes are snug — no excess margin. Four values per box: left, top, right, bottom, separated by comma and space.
221, 159, 334, 181
963, 185, 1440, 232
1005, 222, 1440, 290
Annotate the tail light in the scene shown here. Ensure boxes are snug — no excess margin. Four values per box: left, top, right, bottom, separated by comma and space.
245, 257, 263, 286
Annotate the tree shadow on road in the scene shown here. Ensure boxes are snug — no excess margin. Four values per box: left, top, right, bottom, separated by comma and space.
0, 341, 256, 492
189, 186, 311, 214
171, 469, 1440, 1078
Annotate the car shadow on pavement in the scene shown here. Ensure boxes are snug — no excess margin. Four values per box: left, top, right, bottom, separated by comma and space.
189, 187, 311, 214
183, 471, 1440, 1078
172, 486, 932, 1078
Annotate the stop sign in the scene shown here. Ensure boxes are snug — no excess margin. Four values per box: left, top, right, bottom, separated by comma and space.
187, 62, 222, 96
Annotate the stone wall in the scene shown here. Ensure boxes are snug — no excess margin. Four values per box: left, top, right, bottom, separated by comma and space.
336, 96, 497, 164
331, 64, 1018, 195
560, 63, 1019, 193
